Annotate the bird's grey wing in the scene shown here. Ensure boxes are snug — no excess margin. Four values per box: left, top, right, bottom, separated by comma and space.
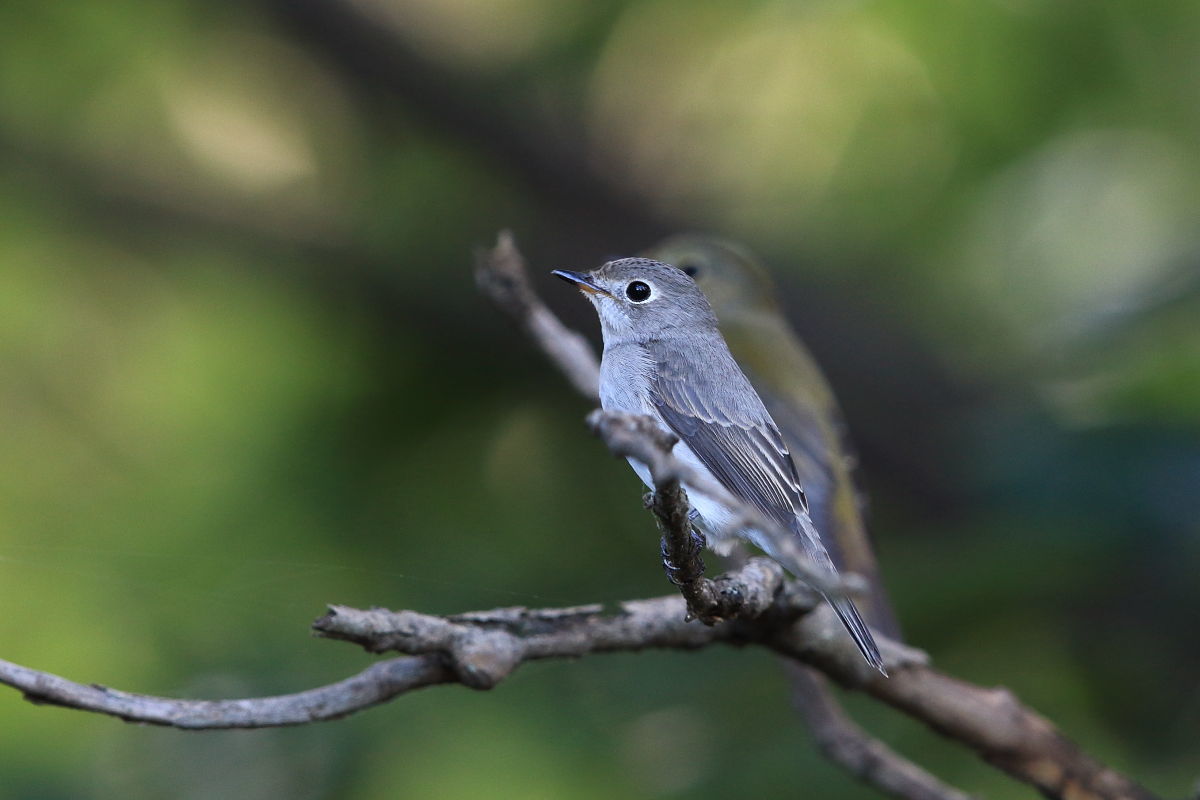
646, 338, 822, 560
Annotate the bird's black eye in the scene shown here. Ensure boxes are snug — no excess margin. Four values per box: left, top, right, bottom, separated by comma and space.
680, 263, 699, 278
625, 280, 653, 302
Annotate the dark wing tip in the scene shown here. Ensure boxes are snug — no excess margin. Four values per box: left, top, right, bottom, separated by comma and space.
830, 596, 888, 676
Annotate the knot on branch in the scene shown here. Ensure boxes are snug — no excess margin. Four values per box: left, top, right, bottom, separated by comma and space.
313, 606, 525, 690
447, 630, 523, 690
713, 558, 793, 618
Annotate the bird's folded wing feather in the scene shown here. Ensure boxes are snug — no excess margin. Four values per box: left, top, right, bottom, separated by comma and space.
646, 338, 831, 563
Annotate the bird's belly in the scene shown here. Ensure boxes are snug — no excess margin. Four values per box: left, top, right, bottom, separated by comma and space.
622, 433, 743, 556
686, 507, 741, 555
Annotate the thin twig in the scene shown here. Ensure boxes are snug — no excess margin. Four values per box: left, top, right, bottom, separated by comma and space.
475, 230, 601, 399
316, 557, 809, 671
0, 654, 451, 729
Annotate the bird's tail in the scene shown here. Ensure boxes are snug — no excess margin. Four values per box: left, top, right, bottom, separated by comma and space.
765, 513, 888, 676
828, 594, 887, 676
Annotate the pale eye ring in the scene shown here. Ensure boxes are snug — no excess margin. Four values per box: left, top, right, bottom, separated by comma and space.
625, 280, 653, 302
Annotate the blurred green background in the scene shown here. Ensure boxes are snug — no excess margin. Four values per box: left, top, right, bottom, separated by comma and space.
1, 1, 1197, 798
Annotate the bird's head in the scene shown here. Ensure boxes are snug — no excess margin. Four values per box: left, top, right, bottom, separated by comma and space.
553, 258, 717, 345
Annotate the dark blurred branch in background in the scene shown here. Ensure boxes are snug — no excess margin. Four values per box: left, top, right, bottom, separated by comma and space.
271, 0, 666, 257
785, 664, 975, 800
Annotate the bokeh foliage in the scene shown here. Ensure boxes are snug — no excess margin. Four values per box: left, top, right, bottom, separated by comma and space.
0, 1, 1196, 797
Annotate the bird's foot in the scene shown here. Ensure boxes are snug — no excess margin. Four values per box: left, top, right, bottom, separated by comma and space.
660, 528, 707, 586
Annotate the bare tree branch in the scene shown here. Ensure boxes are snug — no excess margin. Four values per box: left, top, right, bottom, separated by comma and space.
643, 452, 718, 623
765, 622, 1159, 800
0, 654, 451, 729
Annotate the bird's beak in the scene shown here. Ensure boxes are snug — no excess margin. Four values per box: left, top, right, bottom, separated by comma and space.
552, 269, 610, 297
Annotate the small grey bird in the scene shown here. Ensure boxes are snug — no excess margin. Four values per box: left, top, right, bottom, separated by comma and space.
554, 258, 886, 674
